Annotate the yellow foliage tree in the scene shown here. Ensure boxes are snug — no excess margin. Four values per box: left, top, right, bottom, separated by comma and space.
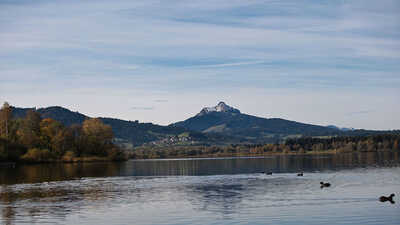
40, 118, 65, 156
0, 102, 12, 139
17, 110, 42, 148
82, 118, 113, 156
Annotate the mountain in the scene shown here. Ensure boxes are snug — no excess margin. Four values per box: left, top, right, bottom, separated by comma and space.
197, 101, 241, 116
11, 106, 189, 147
326, 125, 355, 131
172, 102, 343, 142
11, 103, 397, 147
12, 106, 88, 126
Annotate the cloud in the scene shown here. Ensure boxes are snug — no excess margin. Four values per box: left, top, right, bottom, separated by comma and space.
1, 0, 399, 129
130, 106, 154, 110
186, 61, 266, 68
346, 110, 375, 116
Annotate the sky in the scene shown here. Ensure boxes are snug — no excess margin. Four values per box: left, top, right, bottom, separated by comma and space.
0, 0, 399, 130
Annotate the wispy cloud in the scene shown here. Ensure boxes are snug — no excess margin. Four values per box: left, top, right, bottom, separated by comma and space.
154, 99, 168, 103
1, 0, 399, 129
186, 61, 266, 68
346, 110, 375, 116
130, 106, 155, 110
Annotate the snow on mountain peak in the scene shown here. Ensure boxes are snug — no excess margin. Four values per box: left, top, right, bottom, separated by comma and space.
197, 102, 240, 116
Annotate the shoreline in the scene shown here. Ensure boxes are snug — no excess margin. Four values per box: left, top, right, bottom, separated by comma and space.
129, 148, 395, 160
4, 149, 397, 164
2, 156, 127, 164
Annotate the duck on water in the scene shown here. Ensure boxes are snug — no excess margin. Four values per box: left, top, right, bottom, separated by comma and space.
320, 182, 331, 188
260, 171, 273, 175
380, 194, 395, 204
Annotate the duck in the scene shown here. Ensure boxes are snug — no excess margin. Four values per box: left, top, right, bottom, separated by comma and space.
379, 194, 395, 203
320, 182, 331, 188
266, 172, 273, 175
297, 172, 303, 176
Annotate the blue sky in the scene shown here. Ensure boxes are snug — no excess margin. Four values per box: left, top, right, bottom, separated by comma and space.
0, 0, 399, 129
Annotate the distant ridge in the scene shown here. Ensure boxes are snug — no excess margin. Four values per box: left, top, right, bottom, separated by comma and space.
11, 106, 187, 146
11, 103, 398, 146
173, 102, 399, 142
173, 101, 343, 141
326, 125, 355, 132
11, 106, 88, 126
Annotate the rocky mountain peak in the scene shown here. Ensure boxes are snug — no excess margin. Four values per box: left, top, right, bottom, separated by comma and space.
197, 101, 241, 116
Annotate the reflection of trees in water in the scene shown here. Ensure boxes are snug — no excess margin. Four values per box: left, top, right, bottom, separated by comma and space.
1, 186, 18, 225
182, 175, 309, 217
0, 162, 124, 185
127, 160, 204, 176
0, 181, 112, 225
329, 151, 399, 169
275, 152, 400, 172
131, 158, 281, 176
0, 152, 399, 224
182, 181, 247, 218
129, 152, 400, 176
1, 205, 15, 225
189, 183, 245, 216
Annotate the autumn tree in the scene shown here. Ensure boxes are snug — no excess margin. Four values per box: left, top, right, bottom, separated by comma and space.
0, 102, 12, 139
17, 110, 42, 148
39, 118, 65, 156
393, 139, 399, 151
51, 130, 69, 157
366, 139, 376, 151
82, 118, 113, 156
64, 124, 84, 156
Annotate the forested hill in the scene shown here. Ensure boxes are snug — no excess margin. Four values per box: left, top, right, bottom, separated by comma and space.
172, 102, 342, 139
173, 111, 340, 136
11, 106, 188, 146
11, 105, 399, 147
99, 117, 187, 146
12, 106, 88, 126
172, 102, 399, 142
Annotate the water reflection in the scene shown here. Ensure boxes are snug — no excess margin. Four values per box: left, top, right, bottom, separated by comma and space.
128, 151, 400, 176
0, 152, 399, 225
188, 183, 245, 217
0, 163, 125, 185
1, 152, 398, 185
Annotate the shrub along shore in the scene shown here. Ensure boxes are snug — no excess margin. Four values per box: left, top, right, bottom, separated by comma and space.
0, 102, 126, 163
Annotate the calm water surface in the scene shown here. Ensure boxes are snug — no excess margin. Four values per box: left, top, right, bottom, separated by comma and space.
1, 152, 399, 225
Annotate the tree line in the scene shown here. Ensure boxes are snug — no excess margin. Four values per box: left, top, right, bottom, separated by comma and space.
0, 102, 126, 162
2, 101, 399, 161
130, 134, 400, 159
250, 134, 400, 154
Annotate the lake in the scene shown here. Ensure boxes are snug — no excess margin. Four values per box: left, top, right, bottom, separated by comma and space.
1, 151, 399, 225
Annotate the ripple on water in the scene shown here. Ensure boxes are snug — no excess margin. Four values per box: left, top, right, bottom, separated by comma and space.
1, 158, 399, 225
